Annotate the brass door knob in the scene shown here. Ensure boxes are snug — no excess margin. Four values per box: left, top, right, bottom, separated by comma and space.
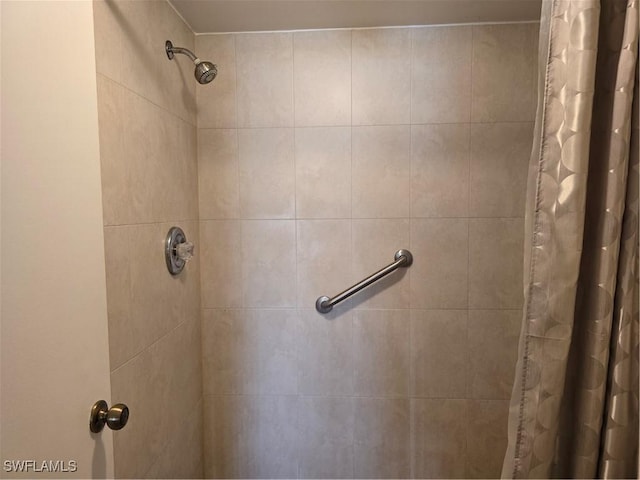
89, 400, 129, 433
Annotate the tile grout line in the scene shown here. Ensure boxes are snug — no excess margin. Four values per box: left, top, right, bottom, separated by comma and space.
290, 31, 302, 480
465, 24, 476, 475
110, 313, 196, 374
408, 27, 415, 479
349, 28, 356, 479
97, 72, 197, 129
201, 306, 523, 312
196, 118, 536, 130
193, 214, 526, 224
231, 33, 241, 217
232, 33, 245, 312
204, 391, 511, 401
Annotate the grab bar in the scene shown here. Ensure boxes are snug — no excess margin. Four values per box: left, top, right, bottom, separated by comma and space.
315, 249, 413, 313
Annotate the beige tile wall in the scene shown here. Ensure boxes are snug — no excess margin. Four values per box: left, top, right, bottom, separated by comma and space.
198, 22, 537, 479
93, 1, 203, 477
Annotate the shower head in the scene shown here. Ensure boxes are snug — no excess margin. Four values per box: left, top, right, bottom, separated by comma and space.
195, 60, 217, 84
165, 40, 218, 85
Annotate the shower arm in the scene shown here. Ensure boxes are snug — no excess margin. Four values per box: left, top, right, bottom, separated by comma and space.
165, 41, 199, 63
165, 39, 217, 85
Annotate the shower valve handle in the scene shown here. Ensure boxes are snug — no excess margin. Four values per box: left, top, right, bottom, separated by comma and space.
176, 241, 194, 262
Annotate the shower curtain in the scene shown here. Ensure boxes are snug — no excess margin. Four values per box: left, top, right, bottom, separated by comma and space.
502, 0, 639, 478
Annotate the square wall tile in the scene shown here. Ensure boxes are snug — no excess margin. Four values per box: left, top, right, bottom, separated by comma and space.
411, 26, 472, 123
112, 317, 201, 478
244, 393, 300, 479
412, 399, 467, 478
200, 220, 242, 308
203, 395, 238, 478
204, 394, 299, 479
297, 219, 352, 309
202, 309, 246, 395
298, 396, 355, 479
202, 309, 297, 395
104, 225, 133, 371
298, 309, 353, 395
471, 24, 537, 122
241, 220, 296, 307
466, 400, 510, 479
123, 88, 163, 223
111, 346, 163, 478
354, 397, 410, 478
144, 399, 203, 479
411, 310, 467, 398
238, 128, 295, 219
295, 127, 351, 219
294, 30, 351, 126
93, 0, 124, 83
236, 32, 293, 127
352, 126, 410, 218
410, 219, 468, 309
101, 239, 128, 325
97, 75, 132, 226
351, 219, 410, 308
353, 310, 410, 396
172, 119, 200, 220
469, 218, 524, 309
157, 315, 203, 432
352, 28, 411, 125
468, 310, 521, 399
127, 223, 186, 358
411, 123, 470, 218
469, 122, 533, 217
196, 34, 237, 128
198, 129, 239, 219
125, 89, 198, 223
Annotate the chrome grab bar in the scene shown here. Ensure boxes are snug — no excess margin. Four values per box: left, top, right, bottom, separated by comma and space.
315, 249, 413, 314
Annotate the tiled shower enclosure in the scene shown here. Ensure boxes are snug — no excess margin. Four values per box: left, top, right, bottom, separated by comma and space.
94, 1, 537, 477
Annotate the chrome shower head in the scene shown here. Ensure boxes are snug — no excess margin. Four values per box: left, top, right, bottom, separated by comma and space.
195, 60, 217, 84
165, 40, 217, 85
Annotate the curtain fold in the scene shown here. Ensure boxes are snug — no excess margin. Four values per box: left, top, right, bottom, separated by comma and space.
502, 1, 639, 478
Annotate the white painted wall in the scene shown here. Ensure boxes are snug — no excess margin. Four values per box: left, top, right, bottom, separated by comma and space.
1, 1, 114, 477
